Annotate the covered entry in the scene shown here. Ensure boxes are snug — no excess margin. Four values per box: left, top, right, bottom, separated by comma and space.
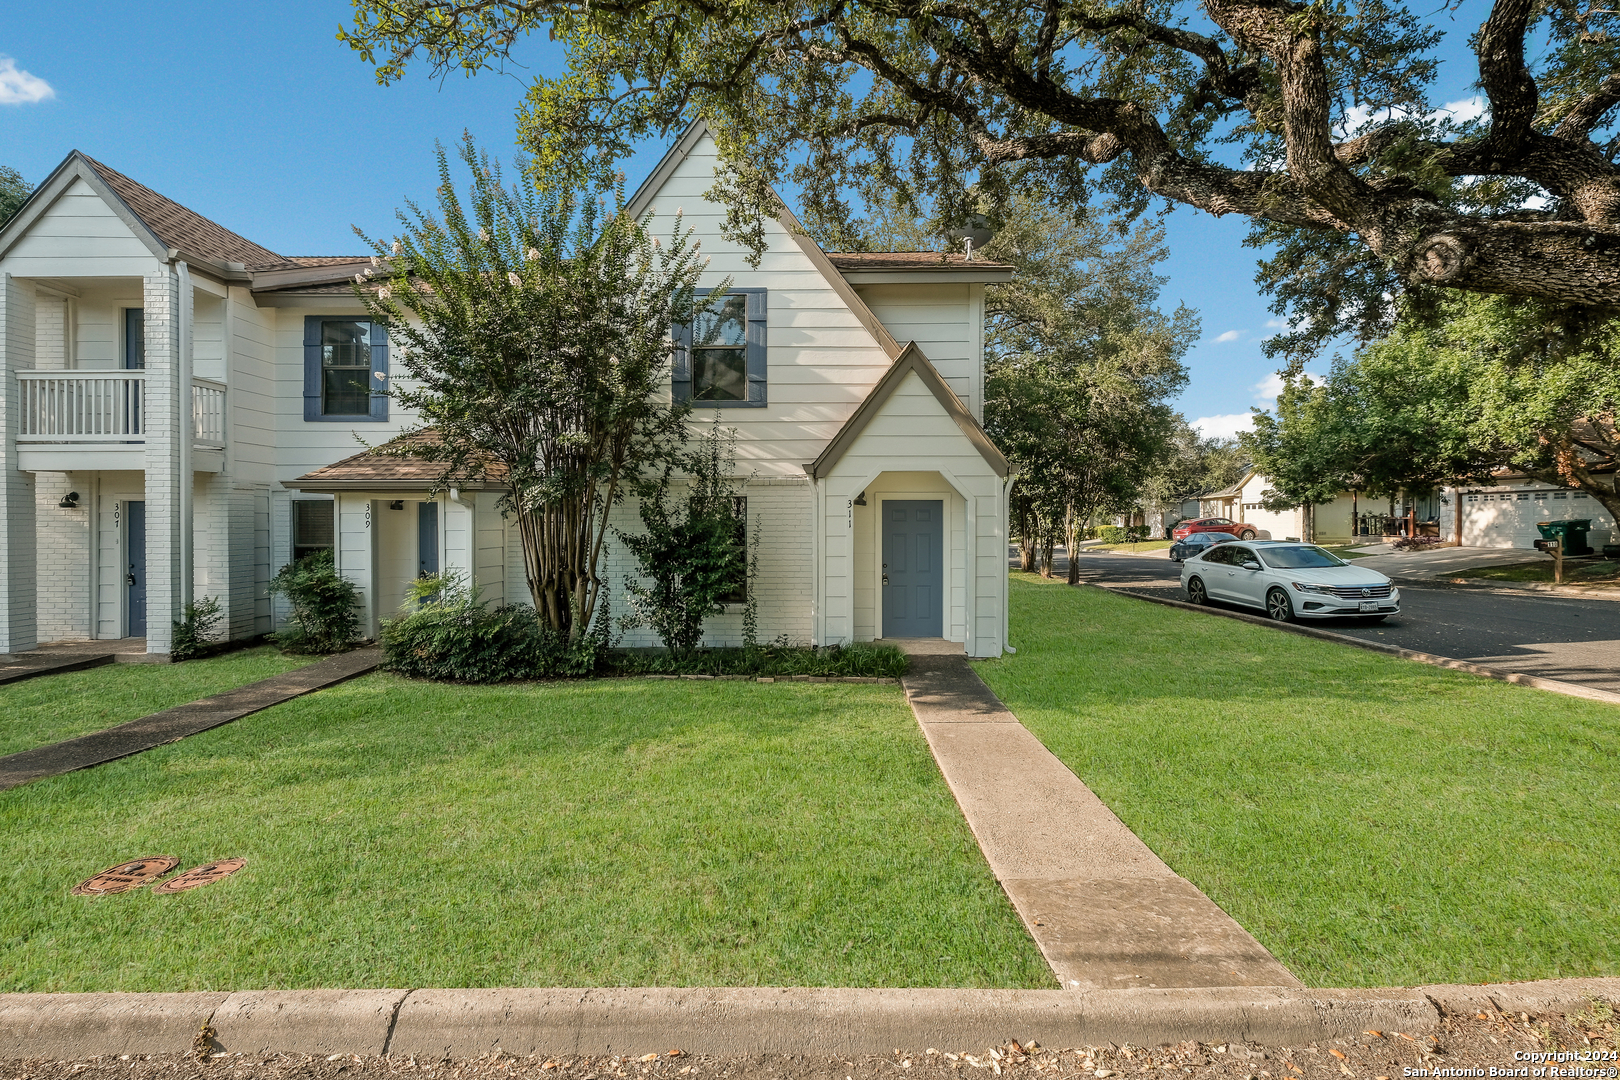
882, 500, 942, 637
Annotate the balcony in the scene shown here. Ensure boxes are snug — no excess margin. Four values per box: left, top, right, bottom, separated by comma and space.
14, 370, 226, 473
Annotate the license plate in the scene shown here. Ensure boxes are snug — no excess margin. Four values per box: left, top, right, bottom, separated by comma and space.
1359, 600, 1379, 613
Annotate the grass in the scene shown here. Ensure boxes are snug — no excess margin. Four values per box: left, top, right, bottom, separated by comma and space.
1457, 558, 1619, 587
1320, 545, 1374, 559
0, 646, 318, 757
0, 674, 1054, 992
975, 573, 1620, 989
608, 640, 908, 677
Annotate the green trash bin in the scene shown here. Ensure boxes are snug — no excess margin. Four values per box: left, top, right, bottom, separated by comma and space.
1536, 520, 1595, 557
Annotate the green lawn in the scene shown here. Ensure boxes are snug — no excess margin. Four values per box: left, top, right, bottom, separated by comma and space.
0, 646, 317, 757
0, 674, 1053, 993
1459, 558, 1619, 587
975, 573, 1620, 988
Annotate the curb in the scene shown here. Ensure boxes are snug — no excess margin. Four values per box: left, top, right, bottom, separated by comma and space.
3, 980, 1617, 1059
1100, 586, 1620, 706
1389, 575, 1620, 602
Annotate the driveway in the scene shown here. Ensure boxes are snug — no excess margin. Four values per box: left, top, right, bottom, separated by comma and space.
1346, 544, 1548, 579
1017, 547, 1620, 696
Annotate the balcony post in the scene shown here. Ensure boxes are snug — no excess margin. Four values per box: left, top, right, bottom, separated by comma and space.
142, 268, 183, 654
0, 274, 39, 652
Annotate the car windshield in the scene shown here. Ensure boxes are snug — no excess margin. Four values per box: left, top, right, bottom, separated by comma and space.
1258, 545, 1348, 568
1192, 533, 1237, 545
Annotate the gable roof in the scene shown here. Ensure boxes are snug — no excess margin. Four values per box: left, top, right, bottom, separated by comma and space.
626, 120, 902, 360
79, 154, 287, 269
804, 343, 1011, 479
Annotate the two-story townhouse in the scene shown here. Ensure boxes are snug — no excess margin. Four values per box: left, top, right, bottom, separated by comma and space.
0, 122, 1015, 660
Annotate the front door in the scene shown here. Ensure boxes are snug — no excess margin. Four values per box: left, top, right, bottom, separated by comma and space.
882, 500, 943, 638
417, 501, 439, 576
126, 501, 147, 636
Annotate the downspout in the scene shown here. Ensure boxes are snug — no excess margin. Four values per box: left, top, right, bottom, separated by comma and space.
177, 261, 194, 614
808, 471, 822, 646
1003, 471, 1018, 654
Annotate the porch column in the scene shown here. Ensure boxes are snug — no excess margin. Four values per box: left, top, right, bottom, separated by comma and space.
0, 275, 39, 652
142, 268, 183, 653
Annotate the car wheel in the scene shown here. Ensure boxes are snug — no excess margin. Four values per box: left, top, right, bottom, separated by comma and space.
1265, 587, 1294, 622
1239, 529, 1257, 540
1187, 577, 1208, 605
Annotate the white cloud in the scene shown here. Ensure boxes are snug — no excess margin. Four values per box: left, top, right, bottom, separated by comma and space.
1252, 372, 1287, 403
1263, 318, 1288, 330
0, 57, 54, 105
1212, 329, 1244, 343
1436, 96, 1487, 125
1191, 413, 1254, 440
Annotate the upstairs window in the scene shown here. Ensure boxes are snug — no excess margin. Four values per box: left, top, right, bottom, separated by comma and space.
304, 317, 388, 422
673, 288, 766, 408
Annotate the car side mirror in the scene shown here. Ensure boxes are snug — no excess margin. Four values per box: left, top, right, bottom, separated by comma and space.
1242, 561, 1261, 571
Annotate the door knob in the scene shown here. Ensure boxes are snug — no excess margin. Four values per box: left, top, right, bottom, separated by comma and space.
883, 574, 890, 586
127, 564, 137, 586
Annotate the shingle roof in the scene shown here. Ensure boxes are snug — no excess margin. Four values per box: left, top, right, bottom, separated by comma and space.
290, 432, 509, 489
826, 251, 1015, 271
80, 154, 289, 270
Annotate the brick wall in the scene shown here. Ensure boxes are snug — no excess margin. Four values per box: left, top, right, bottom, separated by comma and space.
33, 471, 92, 641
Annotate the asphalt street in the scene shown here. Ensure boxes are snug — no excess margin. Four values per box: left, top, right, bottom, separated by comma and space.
1029, 548, 1620, 695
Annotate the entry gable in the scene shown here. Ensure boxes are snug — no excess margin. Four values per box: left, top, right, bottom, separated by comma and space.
806, 343, 1010, 479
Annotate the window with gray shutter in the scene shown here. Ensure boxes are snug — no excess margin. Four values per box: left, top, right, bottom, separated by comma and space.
304, 317, 388, 421
674, 288, 766, 408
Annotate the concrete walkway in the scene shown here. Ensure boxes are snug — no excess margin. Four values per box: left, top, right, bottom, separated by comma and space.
0, 647, 381, 792
888, 638, 1299, 992
1352, 545, 1542, 578
0, 638, 147, 686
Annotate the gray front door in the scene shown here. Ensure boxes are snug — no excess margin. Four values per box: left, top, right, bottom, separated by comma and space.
126, 501, 147, 636
882, 500, 943, 638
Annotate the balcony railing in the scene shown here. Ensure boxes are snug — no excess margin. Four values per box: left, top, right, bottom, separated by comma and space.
16, 371, 226, 449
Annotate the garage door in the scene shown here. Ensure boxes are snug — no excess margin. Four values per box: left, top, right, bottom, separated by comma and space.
1462, 487, 1616, 549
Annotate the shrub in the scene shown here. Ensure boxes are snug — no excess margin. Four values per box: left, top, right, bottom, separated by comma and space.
1097, 525, 1148, 544
380, 574, 597, 682
611, 639, 908, 679
1392, 535, 1443, 551
268, 550, 361, 654
171, 596, 223, 661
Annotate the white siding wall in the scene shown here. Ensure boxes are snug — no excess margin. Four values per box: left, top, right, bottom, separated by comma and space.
3, 178, 161, 279
94, 474, 145, 639
640, 139, 896, 478
857, 283, 979, 418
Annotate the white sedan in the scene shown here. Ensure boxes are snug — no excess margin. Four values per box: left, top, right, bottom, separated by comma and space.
1179, 540, 1400, 622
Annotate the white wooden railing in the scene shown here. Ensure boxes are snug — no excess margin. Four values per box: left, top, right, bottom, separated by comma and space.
16, 371, 226, 448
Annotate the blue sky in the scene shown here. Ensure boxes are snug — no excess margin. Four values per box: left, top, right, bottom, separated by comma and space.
2, 0, 1489, 432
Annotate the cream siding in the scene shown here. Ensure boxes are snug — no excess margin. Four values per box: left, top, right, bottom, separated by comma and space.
2, 179, 162, 280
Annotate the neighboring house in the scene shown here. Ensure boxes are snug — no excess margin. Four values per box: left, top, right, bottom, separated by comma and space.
0, 122, 1016, 658
1440, 472, 1616, 550
1198, 468, 1361, 543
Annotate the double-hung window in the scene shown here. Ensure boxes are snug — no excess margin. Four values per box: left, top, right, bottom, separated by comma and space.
673, 288, 766, 407
291, 500, 335, 562
303, 317, 388, 421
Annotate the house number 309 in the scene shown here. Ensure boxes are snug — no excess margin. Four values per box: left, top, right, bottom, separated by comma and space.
364, 503, 371, 529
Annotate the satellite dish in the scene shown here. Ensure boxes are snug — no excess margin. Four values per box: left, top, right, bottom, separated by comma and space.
944, 214, 995, 250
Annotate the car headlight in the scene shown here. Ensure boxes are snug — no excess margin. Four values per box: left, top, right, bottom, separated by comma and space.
1389, 587, 1399, 601
1290, 581, 1336, 594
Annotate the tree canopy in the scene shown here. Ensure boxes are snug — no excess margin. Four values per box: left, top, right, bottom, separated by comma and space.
1243, 294, 1620, 523
341, 0, 1619, 331
0, 166, 30, 228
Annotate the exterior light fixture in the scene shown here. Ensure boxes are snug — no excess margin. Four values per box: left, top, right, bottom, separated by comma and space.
389, 500, 405, 510
59, 491, 80, 509
853, 491, 867, 506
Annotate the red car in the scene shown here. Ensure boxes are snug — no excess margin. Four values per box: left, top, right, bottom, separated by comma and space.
1172, 517, 1258, 541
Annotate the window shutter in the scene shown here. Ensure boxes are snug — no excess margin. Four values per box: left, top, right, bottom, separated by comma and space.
303, 317, 322, 421
369, 321, 390, 421
671, 318, 693, 404
744, 288, 767, 407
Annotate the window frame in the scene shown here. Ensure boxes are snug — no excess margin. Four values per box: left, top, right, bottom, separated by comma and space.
672, 288, 766, 409
291, 499, 335, 562
304, 316, 389, 422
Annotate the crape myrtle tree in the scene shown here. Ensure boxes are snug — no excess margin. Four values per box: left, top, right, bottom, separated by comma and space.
356, 135, 724, 642
340, 0, 1618, 337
